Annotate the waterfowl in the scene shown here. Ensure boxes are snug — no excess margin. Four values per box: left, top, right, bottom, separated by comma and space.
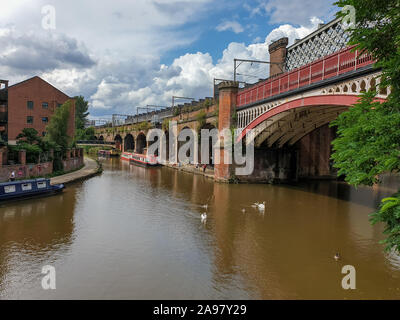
334, 253, 340, 261
201, 212, 207, 222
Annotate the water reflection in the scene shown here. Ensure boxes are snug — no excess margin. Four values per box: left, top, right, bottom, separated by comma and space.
0, 157, 399, 299
0, 189, 76, 298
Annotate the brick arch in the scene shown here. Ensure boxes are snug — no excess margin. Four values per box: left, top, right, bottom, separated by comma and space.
136, 132, 147, 154
237, 94, 386, 147
124, 133, 135, 152
114, 134, 123, 151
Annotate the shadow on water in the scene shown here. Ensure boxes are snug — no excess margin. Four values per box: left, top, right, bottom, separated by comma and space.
284, 174, 400, 210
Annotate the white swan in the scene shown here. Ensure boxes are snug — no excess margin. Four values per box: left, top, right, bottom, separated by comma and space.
252, 201, 265, 211
201, 212, 207, 222
201, 204, 208, 210
241, 208, 246, 213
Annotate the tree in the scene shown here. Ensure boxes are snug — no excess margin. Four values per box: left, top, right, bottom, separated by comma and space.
74, 95, 89, 131
16, 128, 42, 145
332, 0, 400, 252
46, 100, 72, 150
75, 126, 96, 140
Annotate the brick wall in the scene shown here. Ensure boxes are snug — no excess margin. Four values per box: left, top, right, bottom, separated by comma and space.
62, 148, 84, 172
0, 162, 53, 182
268, 37, 288, 77
7, 76, 75, 143
0, 148, 84, 182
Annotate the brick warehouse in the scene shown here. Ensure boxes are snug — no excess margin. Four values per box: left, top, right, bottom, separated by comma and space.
0, 76, 75, 144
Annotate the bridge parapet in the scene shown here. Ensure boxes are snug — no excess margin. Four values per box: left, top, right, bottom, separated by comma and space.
237, 45, 374, 108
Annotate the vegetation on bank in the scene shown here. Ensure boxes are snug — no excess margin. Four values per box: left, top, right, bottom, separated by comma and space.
74, 96, 97, 141
332, 0, 400, 252
4, 101, 78, 173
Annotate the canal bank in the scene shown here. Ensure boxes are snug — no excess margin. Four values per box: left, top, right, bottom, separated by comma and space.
50, 157, 101, 185
163, 163, 214, 180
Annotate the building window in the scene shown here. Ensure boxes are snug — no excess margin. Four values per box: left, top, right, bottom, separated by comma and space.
27, 116, 33, 124
42, 102, 48, 109
27, 101, 34, 109
42, 117, 48, 123
57, 103, 62, 108
42, 132, 46, 137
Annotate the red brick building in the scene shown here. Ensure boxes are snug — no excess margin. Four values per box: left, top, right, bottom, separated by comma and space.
1, 76, 75, 144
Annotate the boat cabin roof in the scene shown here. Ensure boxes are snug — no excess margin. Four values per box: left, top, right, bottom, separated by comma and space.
0, 178, 49, 186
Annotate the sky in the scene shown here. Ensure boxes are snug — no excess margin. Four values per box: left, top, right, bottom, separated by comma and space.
0, 0, 338, 119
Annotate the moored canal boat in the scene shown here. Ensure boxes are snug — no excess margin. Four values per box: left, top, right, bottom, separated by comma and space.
98, 149, 119, 157
121, 151, 133, 161
130, 153, 159, 167
0, 178, 64, 201
121, 152, 159, 167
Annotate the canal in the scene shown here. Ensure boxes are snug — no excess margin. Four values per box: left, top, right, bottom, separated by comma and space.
1, 157, 400, 299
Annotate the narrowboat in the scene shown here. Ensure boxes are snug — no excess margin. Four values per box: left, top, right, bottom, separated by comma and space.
121, 152, 159, 167
98, 149, 119, 157
121, 152, 133, 161
0, 178, 64, 201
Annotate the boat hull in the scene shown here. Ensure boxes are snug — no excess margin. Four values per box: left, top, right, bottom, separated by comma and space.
129, 158, 160, 167
0, 184, 64, 202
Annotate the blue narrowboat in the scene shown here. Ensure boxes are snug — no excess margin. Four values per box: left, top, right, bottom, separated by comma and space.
0, 178, 64, 201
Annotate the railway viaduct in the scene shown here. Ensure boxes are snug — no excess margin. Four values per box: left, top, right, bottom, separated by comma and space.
95, 18, 388, 183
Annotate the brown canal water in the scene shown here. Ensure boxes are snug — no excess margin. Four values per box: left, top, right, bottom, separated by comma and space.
0, 157, 400, 299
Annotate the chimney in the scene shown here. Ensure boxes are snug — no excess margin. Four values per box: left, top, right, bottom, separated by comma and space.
268, 37, 288, 77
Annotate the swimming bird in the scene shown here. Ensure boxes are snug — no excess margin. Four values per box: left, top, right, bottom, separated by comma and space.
201, 204, 208, 210
241, 208, 246, 213
334, 253, 340, 261
201, 212, 207, 222
252, 201, 265, 211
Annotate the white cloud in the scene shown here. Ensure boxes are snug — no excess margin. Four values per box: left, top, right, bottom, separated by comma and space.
82, 17, 320, 117
216, 21, 245, 34
0, 1, 324, 118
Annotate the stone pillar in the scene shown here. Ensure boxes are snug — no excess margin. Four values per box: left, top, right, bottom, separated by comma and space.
66, 149, 71, 160
18, 150, 26, 165
169, 122, 178, 164
0, 150, 3, 167
214, 81, 238, 182
268, 37, 288, 77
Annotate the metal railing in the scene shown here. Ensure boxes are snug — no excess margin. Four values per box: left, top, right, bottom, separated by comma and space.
236, 45, 374, 108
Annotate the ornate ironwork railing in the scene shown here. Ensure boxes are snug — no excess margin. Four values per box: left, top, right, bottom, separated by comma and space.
236, 46, 374, 108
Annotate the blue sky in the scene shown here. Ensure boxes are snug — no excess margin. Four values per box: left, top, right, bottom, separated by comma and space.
0, 0, 338, 118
